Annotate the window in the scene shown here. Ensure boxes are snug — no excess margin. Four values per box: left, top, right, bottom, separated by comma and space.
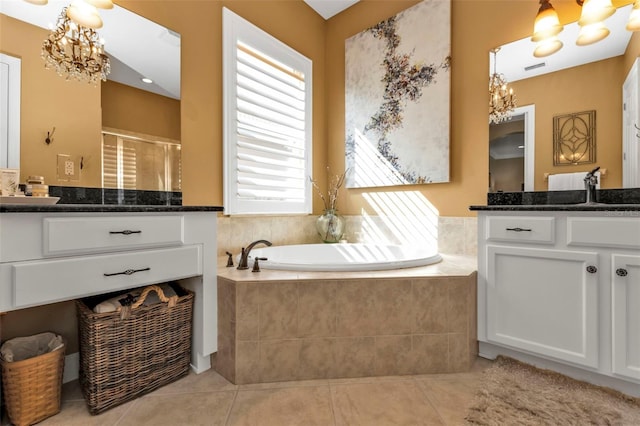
102, 130, 181, 191
223, 8, 312, 215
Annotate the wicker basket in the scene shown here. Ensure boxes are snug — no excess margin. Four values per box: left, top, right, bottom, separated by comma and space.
76, 283, 193, 415
0, 343, 65, 426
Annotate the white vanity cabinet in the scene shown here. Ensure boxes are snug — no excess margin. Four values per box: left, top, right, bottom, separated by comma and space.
0, 208, 220, 375
477, 209, 640, 394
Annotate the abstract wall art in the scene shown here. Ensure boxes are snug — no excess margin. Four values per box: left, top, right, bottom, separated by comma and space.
345, 0, 451, 188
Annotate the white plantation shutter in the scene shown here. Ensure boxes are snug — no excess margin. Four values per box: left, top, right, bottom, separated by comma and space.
223, 8, 312, 215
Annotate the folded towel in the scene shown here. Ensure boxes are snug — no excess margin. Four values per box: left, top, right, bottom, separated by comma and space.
93, 283, 178, 313
548, 171, 600, 190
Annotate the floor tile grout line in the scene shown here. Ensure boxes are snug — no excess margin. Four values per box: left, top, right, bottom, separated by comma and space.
223, 388, 240, 426
113, 396, 139, 426
327, 381, 339, 426
412, 375, 448, 426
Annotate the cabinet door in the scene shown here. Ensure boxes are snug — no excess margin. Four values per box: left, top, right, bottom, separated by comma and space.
612, 254, 640, 380
487, 245, 599, 368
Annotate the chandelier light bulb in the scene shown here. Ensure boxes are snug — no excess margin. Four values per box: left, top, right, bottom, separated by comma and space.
576, 21, 610, 45
578, 0, 616, 26
66, 0, 103, 29
23, 0, 49, 5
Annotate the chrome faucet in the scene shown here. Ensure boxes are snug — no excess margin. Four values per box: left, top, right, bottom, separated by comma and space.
237, 239, 272, 270
584, 166, 600, 204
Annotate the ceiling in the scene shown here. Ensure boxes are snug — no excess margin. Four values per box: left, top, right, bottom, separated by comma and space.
1, 0, 180, 99
304, 0, 359, 19
1, 0, 359, 98
493, 4, 633, 83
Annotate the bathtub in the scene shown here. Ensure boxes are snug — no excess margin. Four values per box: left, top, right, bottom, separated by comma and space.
248, 243, 442, 272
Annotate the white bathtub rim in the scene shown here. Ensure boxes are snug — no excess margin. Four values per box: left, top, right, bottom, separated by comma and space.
248, 243, 442, 272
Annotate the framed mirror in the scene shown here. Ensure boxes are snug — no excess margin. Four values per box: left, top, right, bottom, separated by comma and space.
489, 3, 639, 191
0, 0, 180, 191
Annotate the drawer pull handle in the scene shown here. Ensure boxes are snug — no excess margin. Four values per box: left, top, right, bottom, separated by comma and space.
109, 230, 142, 235
505, 227, 532, 232
616, 268, 628, 277
103, 267, 150, 277
586, 265, 597, 274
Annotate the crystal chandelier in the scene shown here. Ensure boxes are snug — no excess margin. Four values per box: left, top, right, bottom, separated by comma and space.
489, 48, 516, 125
41, 6, 110, 84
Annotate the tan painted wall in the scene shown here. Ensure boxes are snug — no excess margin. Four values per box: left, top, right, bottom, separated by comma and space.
0, 15, 102, 187
512, 57, 623, 190
6, 1, 636, 214
102, 80, 181, 141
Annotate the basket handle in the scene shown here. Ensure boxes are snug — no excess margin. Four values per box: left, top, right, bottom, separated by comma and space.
131, 285, 178, 309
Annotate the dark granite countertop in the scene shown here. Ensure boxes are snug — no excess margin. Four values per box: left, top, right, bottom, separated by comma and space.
470, 203, 640, 212
470, 188, 640, 212
0, 204, 223, 213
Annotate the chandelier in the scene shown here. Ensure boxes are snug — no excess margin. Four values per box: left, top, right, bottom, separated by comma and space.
489, 48, 517, 125
41, 6, 110, 84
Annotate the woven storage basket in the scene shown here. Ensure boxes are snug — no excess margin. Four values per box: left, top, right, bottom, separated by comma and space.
76, 283, 193, 415
0, 343, 65, 426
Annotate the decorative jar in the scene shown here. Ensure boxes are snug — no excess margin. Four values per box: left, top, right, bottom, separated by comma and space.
316, 209, 345, 243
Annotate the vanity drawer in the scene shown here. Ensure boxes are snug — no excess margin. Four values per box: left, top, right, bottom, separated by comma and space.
43, 216, 184, 255
485, 216, 555, 244
567, 217, 640, 249
12, 245, 201, 309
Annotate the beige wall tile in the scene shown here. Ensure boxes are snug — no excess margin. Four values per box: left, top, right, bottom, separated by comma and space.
448, 277, 469, 334
336, 280, 378, 336
237, 282, 259, 341
299, 338, 335, 380
259, 282, 298, 339
218, 214, 474, 257
259, 339, 301, 383
332, 337, 375, 378
438, 217, 465, 255
298, 281, 337, 338
464, 216, 478, 256
448, 332, 470, 372
413, 278, 448, 333
217, 277, 235, 327
375, 279, 413, 335
413, 334, 449, 374
236, 341, 260, 385
216, 325, 236, 384
374, 335, 414, 376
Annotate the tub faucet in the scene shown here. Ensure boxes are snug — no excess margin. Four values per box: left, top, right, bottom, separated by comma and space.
584, 166, 600, 204
237, 239, 272, 270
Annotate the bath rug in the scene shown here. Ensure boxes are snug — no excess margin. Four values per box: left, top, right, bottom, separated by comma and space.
465, 356, 640, 425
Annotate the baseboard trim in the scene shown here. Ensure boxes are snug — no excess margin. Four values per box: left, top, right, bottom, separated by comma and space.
63, 352, 79, 384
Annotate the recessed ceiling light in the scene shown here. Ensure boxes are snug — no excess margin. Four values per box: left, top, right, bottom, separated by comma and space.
141, 77, 153, 84
518, 145, 525, 149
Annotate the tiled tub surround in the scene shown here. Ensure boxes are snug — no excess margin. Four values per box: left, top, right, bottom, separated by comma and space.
216, 215, 477, 258
216, 255, 477, 384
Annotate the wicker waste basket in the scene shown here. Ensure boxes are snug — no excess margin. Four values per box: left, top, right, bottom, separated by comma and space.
0, 332, 65, 426
76, 283, 193, 415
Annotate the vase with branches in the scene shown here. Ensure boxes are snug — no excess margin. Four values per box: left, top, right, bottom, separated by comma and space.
310, 168, 347, 243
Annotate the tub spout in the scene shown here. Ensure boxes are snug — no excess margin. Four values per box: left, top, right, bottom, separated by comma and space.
237, 239, 272, 270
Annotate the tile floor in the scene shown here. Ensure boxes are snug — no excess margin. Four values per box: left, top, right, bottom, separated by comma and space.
3, 357, 494, 426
